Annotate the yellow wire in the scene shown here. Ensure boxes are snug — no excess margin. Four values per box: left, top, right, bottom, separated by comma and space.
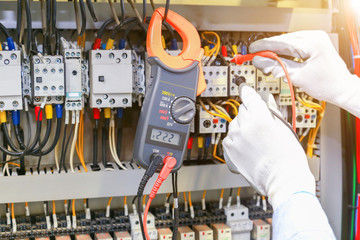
223, 101, 238, 115
75, 110, 87, 172
188, 192, 193, 207
107, 197, 113, 207
0, 162, 20, 167
72, 199, 76, 217
307, 102, 326, 158
237, 187, 241, 197
227, 99, 240, 107
202, 190, 207, 199
183, 192, 187, 202
52, 201, 56, 215
0, 43, 2, 51
199, 100, 230, 121
296, 96, 323, 112
299, 135, 305, 142
25, 202, 28, 207
11, 203, 14, 219
220, 189, 224, 198
143, 195, 147, 205
124, 196, 127, 205
213, 144, 226, 163
208, 101, 232, 122
201, 32, 221, 57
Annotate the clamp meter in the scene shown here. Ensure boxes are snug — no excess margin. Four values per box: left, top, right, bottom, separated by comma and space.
133, 8, 206, 171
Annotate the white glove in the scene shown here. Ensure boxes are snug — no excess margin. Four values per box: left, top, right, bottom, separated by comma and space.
222, 85, 315, 210
250, 30, 360, 117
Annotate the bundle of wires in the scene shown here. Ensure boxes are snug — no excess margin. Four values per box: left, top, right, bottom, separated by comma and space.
201, 32, 221, 66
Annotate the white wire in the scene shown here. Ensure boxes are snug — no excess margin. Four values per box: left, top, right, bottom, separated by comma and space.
54, 140, 60, 172
69, 111, 80, 173
108, 113, 127, 170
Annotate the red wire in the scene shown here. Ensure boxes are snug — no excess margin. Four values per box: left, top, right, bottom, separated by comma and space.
232, 52, 297, 132
143, 198, 152, 240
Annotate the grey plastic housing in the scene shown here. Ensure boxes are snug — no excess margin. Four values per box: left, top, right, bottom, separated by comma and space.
133, 57, 200, 171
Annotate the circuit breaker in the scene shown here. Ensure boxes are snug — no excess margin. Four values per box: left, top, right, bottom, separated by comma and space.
256, 70, 280, 94
296, 102, 317, 128
89, 49, 133, 108
193, 225, 214, 240
201, 66, 228, 97
229, 64, 256, 96
198, 105, 227, 134
22, 61, 32, 99
63, 49, 83, 110
0, 50, 23, 110
224, 205, 253, 240
251, 219, 270, 240
178, 226, 195, 240
31, 55, 65, 105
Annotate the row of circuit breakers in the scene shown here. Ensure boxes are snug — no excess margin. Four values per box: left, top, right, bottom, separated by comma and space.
0, 47, 317, 132
0, 197, 272, 240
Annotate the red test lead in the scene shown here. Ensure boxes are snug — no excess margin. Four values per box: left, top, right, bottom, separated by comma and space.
231, 51, 297, 132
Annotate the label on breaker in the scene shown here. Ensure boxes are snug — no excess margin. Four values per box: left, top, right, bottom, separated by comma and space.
201, 66, 228, 97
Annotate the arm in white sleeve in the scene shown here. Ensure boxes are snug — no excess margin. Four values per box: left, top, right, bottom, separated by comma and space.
273, 192, 335, 240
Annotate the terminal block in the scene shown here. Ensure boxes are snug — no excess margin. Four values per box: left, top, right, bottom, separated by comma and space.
0, 50, 23, 110
224, 205, 253, 240
211, 223, 231, 240
31, 55, 65, 105
256, 70, 280, 94
296, 101, 317, 128
198, 105, 227, 134
229, 64, 256, 96
201, 66, 228, 97
129, 213, 158, 240
89, 49, 133, 108
251, 219, 270, 240
63, 49, 83, 110
132, 52, 146, 103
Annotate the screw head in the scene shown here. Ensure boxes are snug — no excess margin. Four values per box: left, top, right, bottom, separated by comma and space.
35, 58, 40, 64
95, 53, 101, 59
12, 101, 19, 107
109, 53, 115, 59
0, 101, 4, 108
59, 68, 63, 73
51, 68, 56, 73
122, 98, 128, 104
122, 53, 128, 59
55, 58, 61, 63
109, 98, 115, 105
66, 103, 70, 107
116, 58, 121, 63
10, 53, 17, 60
35, 86, 40, 91
59, 85, 64, 90
96, 99, 102, 105
35, 69, 40, 74
4, 59, 9, 65
103, 94, 108, 99
43, 86, 48, 91
51, 86, 56, 91
43, 68, 48, 74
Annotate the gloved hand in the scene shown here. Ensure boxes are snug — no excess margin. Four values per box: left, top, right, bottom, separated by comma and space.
222, 84, 315, 210
250, 30, 360, 117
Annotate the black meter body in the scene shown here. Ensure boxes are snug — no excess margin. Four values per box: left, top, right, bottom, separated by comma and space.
133, 58, 200, 171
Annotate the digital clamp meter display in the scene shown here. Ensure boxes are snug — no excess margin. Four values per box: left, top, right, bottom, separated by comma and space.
133, 8, 206, 171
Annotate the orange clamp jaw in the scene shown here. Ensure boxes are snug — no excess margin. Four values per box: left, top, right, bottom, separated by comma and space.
147, 8, 206, 96
231, 51, 278, 65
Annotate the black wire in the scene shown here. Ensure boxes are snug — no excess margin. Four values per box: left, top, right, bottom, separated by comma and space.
37, 118, 62, 156
92, 120, 99, 168
132, 196, 138, 205
30, 119, 52, 155
110, 17, 138, 39
86, 0, 98, 22
116, 127, 122, 159
102, 120, 110, 167
137, 192, 146, 240
55, 28, 61, 55
143, 0, 146, 23
79, 0, 87, 36
58, 124, 68, 173
97, 18, 115, 39
120, 0, 125, 22
16, 0, 22, 43
164, 0, 170, 21
166, 193, 173, 203
51, 0, 56, 37
0, 23, 11, 38
2, 123, 21, 152
172, 172, 179, 240
14, 124, 26, 149
60, 124, 74, 173
24, 0, 32, 53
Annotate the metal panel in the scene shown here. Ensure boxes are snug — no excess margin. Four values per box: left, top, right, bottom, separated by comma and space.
0, 163, 250, 203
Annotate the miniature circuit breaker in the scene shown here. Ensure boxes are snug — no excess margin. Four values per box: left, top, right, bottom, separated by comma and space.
129, 212, 158, 240
198, 105, 227, 134
31, 55, 65, 105
158, 227, 172, 240
0, 50, 23, 110
178, 226, 195, 240
22, 61, 32, 99
63, 48, 83, 110
114, 231, 132, 240
296, 101, 317, 128
201, 66, 228, 97
89, 49, 133, 108
211, 223, 232, 240
224, 205, 253, 240
256, 70, 280, 94
229, 64, 256, 96
193, 225, 214, 240
251, 219, 270, 240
